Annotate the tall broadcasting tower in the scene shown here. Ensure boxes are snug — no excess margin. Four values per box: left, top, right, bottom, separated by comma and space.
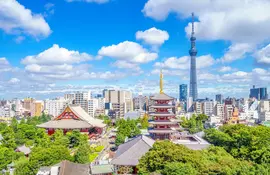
189, 12, 198, 100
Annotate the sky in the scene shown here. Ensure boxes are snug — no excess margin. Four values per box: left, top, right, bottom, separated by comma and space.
1, 0, 270, 99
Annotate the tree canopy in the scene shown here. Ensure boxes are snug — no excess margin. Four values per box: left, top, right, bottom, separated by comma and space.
204, 124, 270, 165
137, 141, 270, 175
115, 119, 141, 146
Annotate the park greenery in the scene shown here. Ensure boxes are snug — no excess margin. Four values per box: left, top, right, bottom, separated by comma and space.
0, 115, 104, 175
181, 114, 208, 134
138, 124, 270, 175
115, 118, 141, 146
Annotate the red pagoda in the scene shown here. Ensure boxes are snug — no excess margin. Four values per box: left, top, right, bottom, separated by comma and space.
148, 71, 180, 140
37, 105, 106, 138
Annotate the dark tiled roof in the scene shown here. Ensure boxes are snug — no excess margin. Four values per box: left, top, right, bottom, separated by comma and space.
58, 160, 90, 175
111, 135, 155, 166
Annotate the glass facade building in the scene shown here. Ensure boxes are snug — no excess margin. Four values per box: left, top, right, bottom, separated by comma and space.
250, 86, 268, 100
179, 84, 188, 102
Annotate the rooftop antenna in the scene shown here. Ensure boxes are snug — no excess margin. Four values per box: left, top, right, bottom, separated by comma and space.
191, 12, 195, 36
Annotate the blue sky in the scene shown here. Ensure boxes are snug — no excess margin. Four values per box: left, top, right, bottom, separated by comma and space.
1, 0, 270, 99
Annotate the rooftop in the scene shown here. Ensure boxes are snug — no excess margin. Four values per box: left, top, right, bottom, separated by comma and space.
111, 135, 155, 166
16, 145, 31, 155
150, 93, 174, 101
90, 164, 114, 175
37, 105, 106, 129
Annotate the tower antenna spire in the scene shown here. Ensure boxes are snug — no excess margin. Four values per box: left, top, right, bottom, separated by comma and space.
160, 69, 164, 94
191, 12, 195, 36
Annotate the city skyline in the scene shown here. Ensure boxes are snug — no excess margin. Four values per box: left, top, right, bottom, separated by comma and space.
1, 0, 270, 99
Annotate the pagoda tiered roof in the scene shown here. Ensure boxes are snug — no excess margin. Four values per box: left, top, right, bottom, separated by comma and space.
150, 104, 174, 108
149, 112, 175, 117
150, 93, 174, 101
37, 105, 106, 129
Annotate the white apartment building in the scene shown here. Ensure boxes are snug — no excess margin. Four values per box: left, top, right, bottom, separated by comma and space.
104, 90, 133, 118
44, 98, 71, 117
203, 101, 214, 116
225, 105, 233, 121
74, 91, 92, 112
195, 102, 202, 114
64, 93, 75, 101
88, 99, 98, 118
259, 111, 270, 121
215, 104, 225, 121
97, 97, 105, 110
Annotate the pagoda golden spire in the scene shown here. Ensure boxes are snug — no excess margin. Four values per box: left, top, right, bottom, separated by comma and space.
160, 69, 164, 94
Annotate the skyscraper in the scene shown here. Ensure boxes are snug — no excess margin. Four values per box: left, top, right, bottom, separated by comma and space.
189, 12, 198, 101
250, 85, 268, 100
179, 84, 188, 101
216, 94, 223, 104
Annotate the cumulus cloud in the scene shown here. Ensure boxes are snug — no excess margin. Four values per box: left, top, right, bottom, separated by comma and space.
0, 0, 51, 38
66, 0, 109, 4
21, 44, 92, 65
136, 27, 169, 47
219, 66, 233, 72
0, 57, 12, 72
154, 54, 214, 70
111, 60, 142, 72
219, 43, 254, 63
255, 44, 270, 64
143, 0, 270, 44
8, 78, 20, 84
98, 41, 158, 63
44, 3, 55, 17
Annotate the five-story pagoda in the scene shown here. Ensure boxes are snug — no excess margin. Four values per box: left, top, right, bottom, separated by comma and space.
148, 70, 180, 140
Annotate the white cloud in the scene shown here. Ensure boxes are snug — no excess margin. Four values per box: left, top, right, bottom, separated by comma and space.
14, 36, 25, 44
8, 78, 20, 84
219, 66, 232, 72
136, 27, 169, 46
0, 57, 12, 72
154, 54, 214, 69
112, 60, 141, 72
66, 0, 109, 4
0, 0, 51, 38
98, 41, 158, 63
220, 43, 254, 63
44, 3, 55, 16
255, 44, 270, 64
21, 44, 92, 65
143, 0, 270, 44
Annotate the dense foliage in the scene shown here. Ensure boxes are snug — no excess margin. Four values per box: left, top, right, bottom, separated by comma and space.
138, 141, 270, 175
0, 115, 99, 175
140, 114, 149, 129
181, 114, 208, 134
204, 124, 270, 165
115, 119, 141, 146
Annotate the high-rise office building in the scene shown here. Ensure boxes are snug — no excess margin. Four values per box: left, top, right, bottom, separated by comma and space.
179, 84, 188, 102
250, 85, 268, 100
74, 91, 92, 112
215, 94, 223, 104
104, 90, 133, 118
189, 13, 198, 100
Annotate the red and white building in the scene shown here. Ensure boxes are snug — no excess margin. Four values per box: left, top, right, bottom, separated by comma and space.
37, 105, 106, 138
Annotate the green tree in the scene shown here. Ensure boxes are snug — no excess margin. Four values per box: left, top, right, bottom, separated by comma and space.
1, 126, 16, 149
74, 143, 90, 164
163, 162, 197, 175
140, 114, 149, 129
14, 158, 38, 175
0, 146, 14, 170
115, 133, 126, 146
11, 117, 18, 132
51, 130, 69, 147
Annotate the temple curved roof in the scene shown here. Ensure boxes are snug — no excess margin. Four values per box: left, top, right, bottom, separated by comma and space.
37, 105, 106, 129
150, 93, 174, 101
